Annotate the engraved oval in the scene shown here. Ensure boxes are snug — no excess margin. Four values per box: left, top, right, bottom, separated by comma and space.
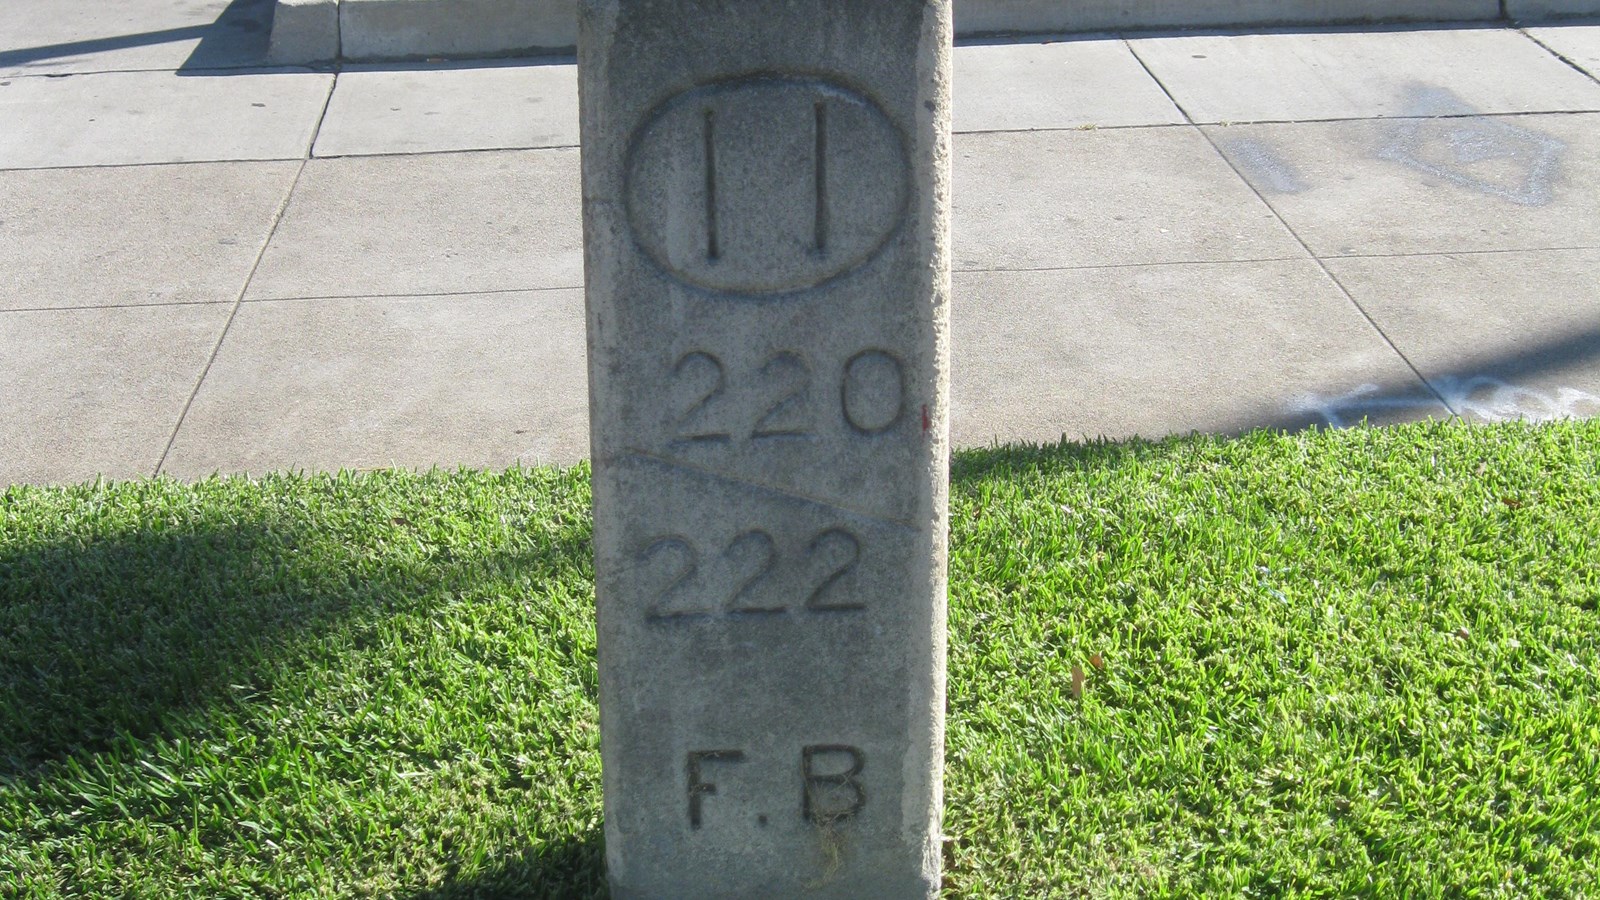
625, 75, 909, 297
841, 350, 905, 434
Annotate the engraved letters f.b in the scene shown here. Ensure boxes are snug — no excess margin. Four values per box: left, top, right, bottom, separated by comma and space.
802, 745, 865, 825
686, 749, 744, 829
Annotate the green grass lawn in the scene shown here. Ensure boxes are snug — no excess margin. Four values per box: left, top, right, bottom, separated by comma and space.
2, 420, 1597, 898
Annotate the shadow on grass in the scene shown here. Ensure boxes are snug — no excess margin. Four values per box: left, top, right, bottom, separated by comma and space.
408, 828, 607, 900
2, 519, 298, 774
0, 482, 592, 778
0, 441, 1152, 780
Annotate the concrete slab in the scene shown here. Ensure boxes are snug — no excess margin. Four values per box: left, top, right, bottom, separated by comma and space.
0, 69, 332, 168
1527, 23, 1600, 77
245, 148, 582, 300
339, 0, 577, 60
1206, 112, 1600, 257
951, 260, 1446, 444
1511, 3, 1600, 20
1130, 27, 1600, 123
250, 0, 1524, 66
265, 0, 338, 65
0, 0, 273, 76
313, 60, 578, 157
1324, 249, 1600, 423
160, 290, 588, 476
957, 0, 1499, 35
953, 37, 1184, 132
952, 127, 1306, 271
0, 162, 299, 310
0, 303, 231, 487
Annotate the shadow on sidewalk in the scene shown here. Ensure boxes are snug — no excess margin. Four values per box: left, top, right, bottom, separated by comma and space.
0, 0, 578, 75
0, 0, 274, 73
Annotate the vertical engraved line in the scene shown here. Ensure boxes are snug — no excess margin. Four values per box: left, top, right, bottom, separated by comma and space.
813, 101, 828, 253
704, 108, 720, 262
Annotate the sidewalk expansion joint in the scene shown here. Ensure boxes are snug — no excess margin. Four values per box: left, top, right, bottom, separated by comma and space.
1518, 28, 1600, 90
1324, 245, 1600, 262
953, 256, 1312, 276
1123, 33, 1459, 419
0, 157, 305, 174
240, 284, 585, 304
309, 143, 581, 162
0, 299, 233, 316
152, 156, 312, 477
956, 108, 1600, 141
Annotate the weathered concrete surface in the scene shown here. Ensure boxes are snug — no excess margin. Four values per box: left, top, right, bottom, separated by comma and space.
313, 61, 578, 157
956, 0, 1499, 34
0, 0, 273, 75
1129, 27, 1600, 123
340, 0, 577, 60
162, 290, 588, 476
0, 162, 299, 310
1528, 22, 1600, 77
5, 23, 1600, 487
266, 0, 338, 64
1510, 2, 1600, 19
266, 0, 1588, 64
0, 69, 332, 168
953, 37, 1183, 132
580, 0, 951, 895
245, 149, 583, 300
951, 261, 1448, 442
0, 304, 232, 485
1205, 112, 1600, 257
953, 127, 1305, 271
1324, 250, 1600, 423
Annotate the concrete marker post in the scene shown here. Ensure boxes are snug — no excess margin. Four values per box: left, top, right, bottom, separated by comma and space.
579, 0, 954, 895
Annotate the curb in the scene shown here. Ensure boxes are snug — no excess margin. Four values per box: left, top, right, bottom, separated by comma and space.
267, 0, 340, 65
269, 0, 1600, 66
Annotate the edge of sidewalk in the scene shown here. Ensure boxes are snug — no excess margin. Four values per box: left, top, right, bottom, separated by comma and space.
270, 0, 1600, 67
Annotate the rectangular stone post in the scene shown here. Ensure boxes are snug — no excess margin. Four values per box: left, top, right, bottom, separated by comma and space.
579, 1, 952, 895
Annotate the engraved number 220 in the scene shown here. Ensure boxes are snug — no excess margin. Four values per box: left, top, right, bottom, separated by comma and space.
671, 349, 905, 443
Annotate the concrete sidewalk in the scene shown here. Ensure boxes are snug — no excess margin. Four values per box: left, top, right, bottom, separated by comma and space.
262, 0, 1597, 64
4, 1, 1600, 486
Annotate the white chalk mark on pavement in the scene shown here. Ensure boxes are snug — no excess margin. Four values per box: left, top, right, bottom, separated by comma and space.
1293, 376, 1600, 427
1377, 85, 1565, 207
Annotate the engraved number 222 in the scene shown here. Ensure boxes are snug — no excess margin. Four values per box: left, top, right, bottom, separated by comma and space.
641, 527, 863, 621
